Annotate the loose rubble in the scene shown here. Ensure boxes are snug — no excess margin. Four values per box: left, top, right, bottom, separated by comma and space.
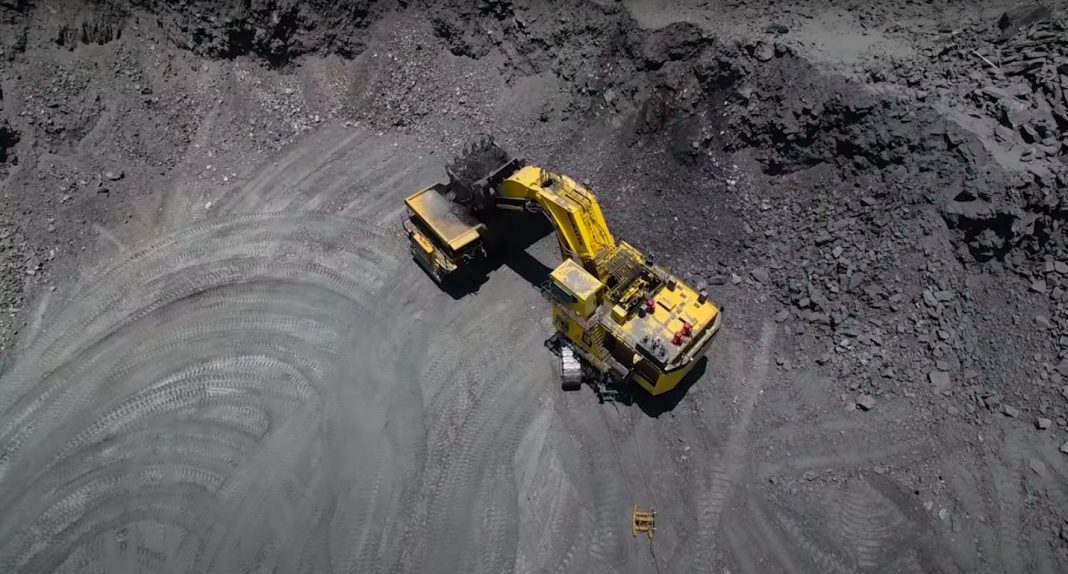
856, 394, 877, 411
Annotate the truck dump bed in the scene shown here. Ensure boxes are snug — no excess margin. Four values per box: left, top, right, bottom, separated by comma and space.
404, 184, 483, 252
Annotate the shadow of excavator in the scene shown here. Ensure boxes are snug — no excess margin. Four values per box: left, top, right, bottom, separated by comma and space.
604, 356, 706, 418
437, 210, 555, 299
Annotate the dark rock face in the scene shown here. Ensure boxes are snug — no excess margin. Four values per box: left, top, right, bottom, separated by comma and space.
0, 120, 17, 166
134, 0, 392, 64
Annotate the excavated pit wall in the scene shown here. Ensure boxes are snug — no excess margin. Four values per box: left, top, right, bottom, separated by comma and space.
1, 1, 1068, 572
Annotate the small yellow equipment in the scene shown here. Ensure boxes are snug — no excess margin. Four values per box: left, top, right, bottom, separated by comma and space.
632, 505, 656, 539
403, 140, 722, 395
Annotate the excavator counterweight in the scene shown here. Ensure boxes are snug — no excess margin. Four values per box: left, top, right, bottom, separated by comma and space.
403, 141, 721, 395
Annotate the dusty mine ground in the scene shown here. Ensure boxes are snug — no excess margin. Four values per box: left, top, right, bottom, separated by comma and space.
1, 0, 1068, 572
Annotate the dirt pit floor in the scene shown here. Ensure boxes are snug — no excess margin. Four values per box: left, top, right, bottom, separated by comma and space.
1, 1, 1068, 572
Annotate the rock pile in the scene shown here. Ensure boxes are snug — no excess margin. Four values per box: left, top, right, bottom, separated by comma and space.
126, 0, 390, 64
868, 7, 1068, 266
500, 11, 1064, 431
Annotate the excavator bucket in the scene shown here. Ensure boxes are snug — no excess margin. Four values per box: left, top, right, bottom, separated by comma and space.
445, 137, 511, 209
632, 505, 656, 539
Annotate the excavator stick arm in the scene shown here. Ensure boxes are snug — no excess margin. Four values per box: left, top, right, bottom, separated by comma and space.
496, 166, 615, 269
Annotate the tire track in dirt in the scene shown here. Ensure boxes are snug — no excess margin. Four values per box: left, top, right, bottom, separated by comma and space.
0, 222, 388, 491
0, 212, 412, 573
215, 126, 368, 217
0, 127, 446, 573
755, 436, 931, 481
1, 214, 388, 390
4, 122, 884, 573
306, 146, 422, 218
835, 479, 907, 570
675, 326, 959, 574
512, 408, 592, 574
747, 450, 961, 574
398, 278, 547, 572
756, 409, 1066, 573
776, 509, 855, 574
940, 425, 1068, 573
540, 371, 636, 572
687, 322, 775, 572
716, 491, 817, 574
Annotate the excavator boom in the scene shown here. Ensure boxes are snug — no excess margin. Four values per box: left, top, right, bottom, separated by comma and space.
495, 165, 615, 270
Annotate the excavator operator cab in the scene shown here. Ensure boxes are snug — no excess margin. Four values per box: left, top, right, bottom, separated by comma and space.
549, 259, 602, 319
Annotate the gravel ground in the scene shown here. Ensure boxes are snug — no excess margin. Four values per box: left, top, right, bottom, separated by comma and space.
1, 1, 1067, 572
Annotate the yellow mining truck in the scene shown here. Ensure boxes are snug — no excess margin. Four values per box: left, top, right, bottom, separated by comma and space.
402, 183, 487, 283
402, 141, 721, 395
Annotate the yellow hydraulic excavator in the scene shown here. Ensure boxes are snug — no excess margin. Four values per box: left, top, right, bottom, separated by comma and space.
402, 141, 721, 395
